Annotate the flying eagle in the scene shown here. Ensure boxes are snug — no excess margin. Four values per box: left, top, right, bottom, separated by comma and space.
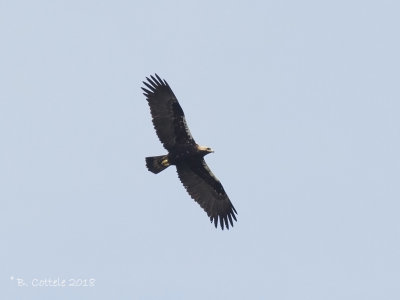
142, 74, 237, 230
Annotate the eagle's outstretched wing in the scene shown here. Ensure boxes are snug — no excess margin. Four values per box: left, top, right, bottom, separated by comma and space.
176, 159, 237, 230
141, 74, 196, 150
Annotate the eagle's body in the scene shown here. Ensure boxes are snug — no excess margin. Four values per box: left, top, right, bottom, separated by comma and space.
142, 74, 237, 230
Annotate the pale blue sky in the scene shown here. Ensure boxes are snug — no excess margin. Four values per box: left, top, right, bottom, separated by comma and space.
1, 0, 399, 299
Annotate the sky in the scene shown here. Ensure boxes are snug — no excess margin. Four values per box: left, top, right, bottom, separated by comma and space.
1, 0, 399, 299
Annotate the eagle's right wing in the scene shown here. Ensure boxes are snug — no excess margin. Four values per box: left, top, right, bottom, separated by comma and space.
176, 159, 237, 230
142, 74, 196, 150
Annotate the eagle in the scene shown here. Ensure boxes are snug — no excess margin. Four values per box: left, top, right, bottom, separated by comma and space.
142, 74, 237, 230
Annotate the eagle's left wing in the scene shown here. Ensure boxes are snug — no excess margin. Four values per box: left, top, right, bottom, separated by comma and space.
176, 159, 237, 230
141, 74, 196, 151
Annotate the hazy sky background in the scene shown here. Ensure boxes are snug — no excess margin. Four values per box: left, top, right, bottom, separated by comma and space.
1, 0, 399, 299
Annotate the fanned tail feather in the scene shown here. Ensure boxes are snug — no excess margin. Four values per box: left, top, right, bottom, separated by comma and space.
145, 155, 169, 174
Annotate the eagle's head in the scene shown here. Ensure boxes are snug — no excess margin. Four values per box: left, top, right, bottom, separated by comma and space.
197, 145, 214, 155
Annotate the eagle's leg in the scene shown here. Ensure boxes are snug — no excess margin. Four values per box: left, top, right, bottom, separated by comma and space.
161, 158, 170, 167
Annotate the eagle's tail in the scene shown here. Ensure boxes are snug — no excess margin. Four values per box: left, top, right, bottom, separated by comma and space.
145, 155, 170, 174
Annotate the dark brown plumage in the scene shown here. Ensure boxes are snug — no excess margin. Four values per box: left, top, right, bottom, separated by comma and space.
142, 74, 237, 230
